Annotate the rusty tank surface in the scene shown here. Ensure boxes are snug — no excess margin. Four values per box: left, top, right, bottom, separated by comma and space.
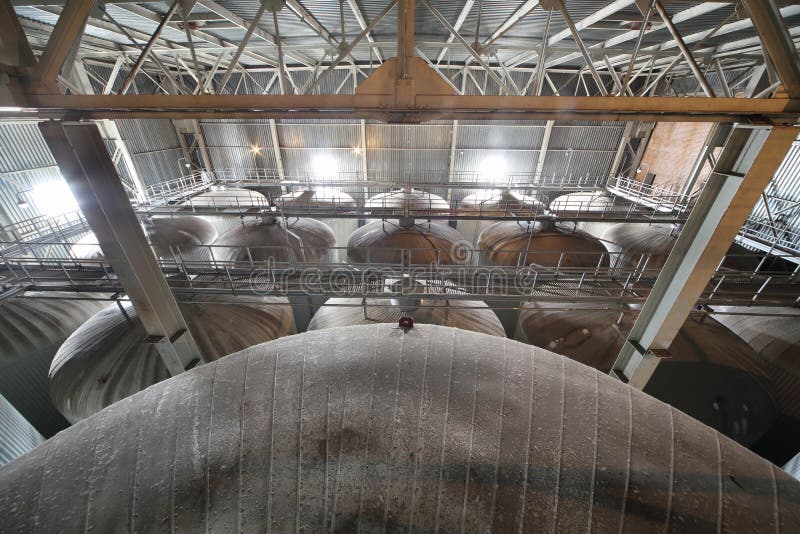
2, 324, 798, 532
478, 219, 607, 268
212, 216, 336, 263
49, 295, 295, 422
458, 189, 547, 246
516, 303, 778, 446
347, 219, 467, 265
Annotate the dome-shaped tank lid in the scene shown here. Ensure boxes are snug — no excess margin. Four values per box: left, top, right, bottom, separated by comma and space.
309, 297, 505, 337
460, 189, 546, 215
6, 324, 799, 533
366, 188, 450, 213
549, 190, 617, 213
185, 187, 267, 208
477, 219, 607, 268
310, 278, 504, 337
601, 223, 679, 269
70, 216, 219, 261
347, 219, 467, 265
276, 188, 356, 209
49, 295, 295, 422
212, 216, 336, 263
144, 216, 218, 259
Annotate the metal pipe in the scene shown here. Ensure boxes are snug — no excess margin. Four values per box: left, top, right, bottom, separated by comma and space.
653, 0, 715, 97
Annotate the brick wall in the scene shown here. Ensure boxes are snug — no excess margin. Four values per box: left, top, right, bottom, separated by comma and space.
639, 122, 713, 191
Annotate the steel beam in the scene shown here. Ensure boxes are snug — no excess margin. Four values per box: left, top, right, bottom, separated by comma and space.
553, 0, 608, 96
0, 0, 36, 67
741, 0, 800, 98
29, 0, 96, 92
12, 93, 800, 123
535, 120, 554, 177
119, 0, 179, 94
71, 62, 149, 201
653, 0, 714, 97
612, 124, 799, 387
434, 0, 474, 64
39, 122, 207, 375
268, 118, 285, 181
608, 121, 633, 178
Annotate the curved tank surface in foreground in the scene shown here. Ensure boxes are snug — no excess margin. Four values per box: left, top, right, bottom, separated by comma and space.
2, 325, 798, 533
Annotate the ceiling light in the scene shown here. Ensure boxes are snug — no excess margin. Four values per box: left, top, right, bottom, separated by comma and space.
479, 156, 507, 184
250, 145, 262, 155
352, 146, 362, 156
31, 182, 79, 216
16, 192, 28, 210
312, 154, 337, 179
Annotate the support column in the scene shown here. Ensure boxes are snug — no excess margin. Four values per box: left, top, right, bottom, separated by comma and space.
679, 123, 731, 197
612, 124, 799, 387
536, 120, 555, 178
72, 62, 149, 202
608, 121, 633, 179
40, 122, 207, 375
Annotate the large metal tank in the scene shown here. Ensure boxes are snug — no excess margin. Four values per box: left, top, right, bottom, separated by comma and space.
347, 219, 466, 265
0, 394, 43, 467
49, 295, 295, 422
0, 294, 108, 436
309, 279, 505, 337
212, 216, 336, 263
365, 188, 450, 215
184, 187, 268, 234
601, 222, 678, 270
185, 187, 267, 209
712, 307, 800, 372
70, 216, 218, 263
478, 219, 607, 268
515, 304, 777, 446
458, 189, 547, 247
143, 216, 218, 261
596, 223, 776, 273
549, 190, 618, 214
712, 306, 800, 464
3, 324, 798, 532
276, 188, 357, 246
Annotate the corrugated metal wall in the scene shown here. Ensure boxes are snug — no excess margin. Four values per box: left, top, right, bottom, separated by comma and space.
0, 122, 63, 226
115, 119, 185, 187
746, 134, 800, 253
0, 394, 43, 467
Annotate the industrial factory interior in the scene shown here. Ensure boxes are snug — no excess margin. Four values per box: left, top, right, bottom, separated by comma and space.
1, 0, 800, 531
